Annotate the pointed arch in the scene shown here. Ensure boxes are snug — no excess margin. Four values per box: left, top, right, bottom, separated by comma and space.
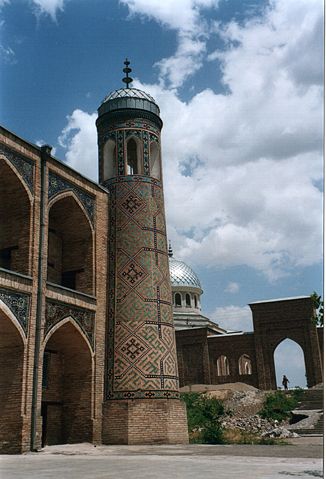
43, 316, 94, 357
41, 319, 93, 446
47, 192, 94, 294
185, 293, 191, 307
0, 155, 33, 202
0, 303, 25, 452
103, 139, 116, 180
217, 355, 230, 376
149, 141, 161, 179
0, 299, 27, 344
0, 156, 32, 275
175, 292, 182, 307
126, 136, 142, 175
239, 354, 252, 375
273, 338, 307, 389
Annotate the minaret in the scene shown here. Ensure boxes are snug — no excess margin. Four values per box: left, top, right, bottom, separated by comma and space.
97, 61, 188, 444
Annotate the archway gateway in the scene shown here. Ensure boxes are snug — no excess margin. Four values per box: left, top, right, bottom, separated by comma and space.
41, 321, 93, 446
0, 308, 24, 453
274, 338, 307, 389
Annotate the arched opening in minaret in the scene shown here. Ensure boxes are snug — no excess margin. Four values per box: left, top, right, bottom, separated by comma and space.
103, 139, 116, 180
185, 293, 191, 307
239, 354, 252, 375
194, 295, 198, 309
175, 293, 181, 307
0, 159, 31, 275
217, 355, 230, 376
41, 320, 92, 446
0, 305, 24, 453
127, 138, 141, 175
150, 141, 161, 179
47, 195, 94, 294
274, 338, 307, 389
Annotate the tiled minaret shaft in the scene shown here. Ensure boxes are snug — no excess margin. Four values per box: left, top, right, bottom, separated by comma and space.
97, 62, 188, 444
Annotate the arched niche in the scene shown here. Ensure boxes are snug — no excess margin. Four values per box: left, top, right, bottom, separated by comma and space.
274, 338, 307, 389
217, 355, 230, 376
103, 139, 116, 181
150, 141, 161, 180
47, 194, 94, 294
239, 354, 252, 375
41, 320, 93, 446
126, 137, 142, 175
0, 159, 31, 275
185, 293, 191, 307
0, 306, 25, 453
175, 293, 181, 307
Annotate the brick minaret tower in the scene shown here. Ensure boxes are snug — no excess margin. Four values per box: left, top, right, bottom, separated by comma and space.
97, 60, 188, 444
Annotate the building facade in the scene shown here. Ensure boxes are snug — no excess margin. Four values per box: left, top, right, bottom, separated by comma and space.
0, 71, 188, 453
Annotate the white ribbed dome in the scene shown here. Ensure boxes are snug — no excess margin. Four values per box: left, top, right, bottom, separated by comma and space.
101, 87, 157, 104
169, 257, 201, 289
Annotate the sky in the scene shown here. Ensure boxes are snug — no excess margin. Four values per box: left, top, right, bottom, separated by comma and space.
0, 0, 323, 387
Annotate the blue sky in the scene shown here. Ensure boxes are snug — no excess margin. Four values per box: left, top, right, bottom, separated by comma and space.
1, 0, 323, 386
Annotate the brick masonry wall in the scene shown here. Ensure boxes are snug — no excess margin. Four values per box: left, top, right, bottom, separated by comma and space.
176, 328, 211, 387
250, 298, 323, 389
102, 399, 188, 445
0, 315, 24, 453
208, 333, 259, 388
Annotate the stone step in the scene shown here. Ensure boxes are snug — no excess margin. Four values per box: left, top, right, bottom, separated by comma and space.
292, 414, 323, 436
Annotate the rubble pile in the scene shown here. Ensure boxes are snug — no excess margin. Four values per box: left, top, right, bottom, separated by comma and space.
205, 384, 299, 439
221, 414, 299, 438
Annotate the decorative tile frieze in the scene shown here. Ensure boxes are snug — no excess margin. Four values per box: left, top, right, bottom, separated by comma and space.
48, 172, 95, 224
45, 300, 95, 350
0, 288, 30, 335
0, 144, 34, 193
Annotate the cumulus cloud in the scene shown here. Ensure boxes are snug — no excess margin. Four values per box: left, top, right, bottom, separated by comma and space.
224, 282, 240, 294
59, 0, 323, 281
30, 0, 66, 20
121, 0, 219, 87
58, 109, 98, 181
211, 305, 253, 331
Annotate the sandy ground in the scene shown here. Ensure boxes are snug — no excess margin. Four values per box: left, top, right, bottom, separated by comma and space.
0, 437, 323, 479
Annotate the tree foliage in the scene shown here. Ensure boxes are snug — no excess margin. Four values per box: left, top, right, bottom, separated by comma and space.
259, 389, 303, 422
181, 392, 225, 444
311, 291, 324, 327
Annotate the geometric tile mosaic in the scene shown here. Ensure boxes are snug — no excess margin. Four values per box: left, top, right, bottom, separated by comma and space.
106, 174, 180, 400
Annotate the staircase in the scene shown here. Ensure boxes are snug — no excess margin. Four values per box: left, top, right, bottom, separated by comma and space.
296, 388, 323, 411
290, 386, 324, 436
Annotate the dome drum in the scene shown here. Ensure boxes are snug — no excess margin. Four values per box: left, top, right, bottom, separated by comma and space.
97, 88, 162, 130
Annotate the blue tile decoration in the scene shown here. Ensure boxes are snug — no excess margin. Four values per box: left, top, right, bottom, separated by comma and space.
0, 288, 30, 335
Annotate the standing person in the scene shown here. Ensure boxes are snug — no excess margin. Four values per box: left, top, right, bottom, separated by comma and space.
282, 375, 290, 390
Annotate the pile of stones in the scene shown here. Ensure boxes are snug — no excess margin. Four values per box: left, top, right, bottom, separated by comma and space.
221, 414, 299, 438
206, 387, 300, 439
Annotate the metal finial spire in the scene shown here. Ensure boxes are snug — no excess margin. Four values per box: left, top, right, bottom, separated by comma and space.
168, 241, 173, 257
122, 58, 133, 88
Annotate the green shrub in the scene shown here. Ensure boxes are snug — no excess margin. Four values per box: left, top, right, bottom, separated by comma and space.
259, 389, 303, 422
181, 392, 225, 444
